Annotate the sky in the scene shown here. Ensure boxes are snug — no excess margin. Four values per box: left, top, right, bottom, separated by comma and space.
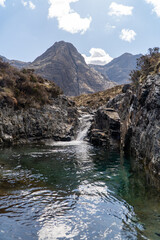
0, 0, 160, 65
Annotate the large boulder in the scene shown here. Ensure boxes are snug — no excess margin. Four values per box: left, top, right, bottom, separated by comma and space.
89, 108, 120, 148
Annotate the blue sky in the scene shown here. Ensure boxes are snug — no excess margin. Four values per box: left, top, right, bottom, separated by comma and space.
0, 0, 160, 65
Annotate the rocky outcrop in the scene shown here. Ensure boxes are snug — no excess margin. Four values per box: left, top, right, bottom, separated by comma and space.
89, 108, 120, 148
107, 75, 160, 187
91, 53, 142, 84
0, 96, 78, 145
28, 41, 115, 96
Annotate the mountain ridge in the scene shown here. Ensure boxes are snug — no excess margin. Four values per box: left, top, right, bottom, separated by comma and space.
0, 55, 30, 69
28, 41, 115, 96
0, 42, 142, 95
90, 52, 142, 84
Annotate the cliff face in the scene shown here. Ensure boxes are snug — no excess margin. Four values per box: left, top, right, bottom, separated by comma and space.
89, 108, 120, 148
91, 53, 142, 84
28, 41, 115, 96
88, 75, 160, 187
106, 75, 160, 186
0, 96, 78, 145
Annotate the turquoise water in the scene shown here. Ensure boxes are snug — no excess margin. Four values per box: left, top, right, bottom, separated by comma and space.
0, 141, 160, 240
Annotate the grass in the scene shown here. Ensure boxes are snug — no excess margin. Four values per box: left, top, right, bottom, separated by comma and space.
0, 60, 62, 109
130, 47, 160, 86
72, 85, 123, 109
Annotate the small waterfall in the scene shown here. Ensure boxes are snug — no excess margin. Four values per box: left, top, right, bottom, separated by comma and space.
47, 112, 93, 146
76, 113, 93, 141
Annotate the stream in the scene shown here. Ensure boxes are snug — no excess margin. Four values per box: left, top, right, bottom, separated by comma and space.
0, 114, 160, 240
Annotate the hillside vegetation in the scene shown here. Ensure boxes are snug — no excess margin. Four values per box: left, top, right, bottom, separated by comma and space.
130, 47, 160, 85
72, 85, 123, 109
0, 60, 62, 109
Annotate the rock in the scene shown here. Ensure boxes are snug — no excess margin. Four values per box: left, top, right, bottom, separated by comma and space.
89, 107, 120, 148
0, 96, 79, 145
2, 134, 13, 143
122, 84, 131, 93
106, 74, 160, 188
89, 129, 109, 146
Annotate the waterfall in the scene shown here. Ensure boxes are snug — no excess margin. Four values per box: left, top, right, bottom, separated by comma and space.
47, 112, 93, 146
76, 114, 93, 141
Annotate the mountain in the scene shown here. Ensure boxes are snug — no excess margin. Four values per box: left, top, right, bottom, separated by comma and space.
0, 55, 30, 69
90, 53, 142, 84
27, 41, 115, 96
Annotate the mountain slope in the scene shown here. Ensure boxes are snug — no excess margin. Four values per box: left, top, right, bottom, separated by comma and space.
0, 60, 62, 109
0, 55, 30, 69
91, 53, 142, 84
28, 41, 115, 96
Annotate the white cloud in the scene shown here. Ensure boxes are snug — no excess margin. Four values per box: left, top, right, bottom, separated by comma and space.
145, 0, 160, 17
108, 2, 133, 16
48, 0, 92, 34
120, 29, 136, 42
0, 0, 5, 7
29, 1, 35, 9
22, 0, 27, 6
22, 0, 36, 10
83, 48, 113, 65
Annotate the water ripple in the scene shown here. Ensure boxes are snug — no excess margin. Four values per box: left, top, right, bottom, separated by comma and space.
0, 144, 159, 240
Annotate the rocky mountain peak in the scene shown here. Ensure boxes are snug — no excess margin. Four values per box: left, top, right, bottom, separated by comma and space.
33, 41, 86, 70
29, 41, 115, 96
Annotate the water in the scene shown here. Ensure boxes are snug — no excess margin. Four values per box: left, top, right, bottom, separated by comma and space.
76, 113, 93, 141
0, 113, 160, 240
0, 142, 160, 240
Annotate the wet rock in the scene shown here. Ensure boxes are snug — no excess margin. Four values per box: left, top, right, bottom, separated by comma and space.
89, 129, 109, 146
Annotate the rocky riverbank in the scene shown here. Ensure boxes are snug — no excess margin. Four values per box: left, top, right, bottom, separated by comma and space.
0, 96, 79, 145
0, 75, 159, 189
89, 74, 160, 187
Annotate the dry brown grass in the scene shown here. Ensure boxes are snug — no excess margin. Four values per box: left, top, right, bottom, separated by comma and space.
130, 48, 160, 86
71, 85, 123, 109
0, 60, 62, 109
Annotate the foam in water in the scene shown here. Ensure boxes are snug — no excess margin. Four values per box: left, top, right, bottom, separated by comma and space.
48, 113, 93, 146
76, 114, 93, 141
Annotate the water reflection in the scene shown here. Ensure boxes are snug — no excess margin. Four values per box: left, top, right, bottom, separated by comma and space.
0, 144, 159, 239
